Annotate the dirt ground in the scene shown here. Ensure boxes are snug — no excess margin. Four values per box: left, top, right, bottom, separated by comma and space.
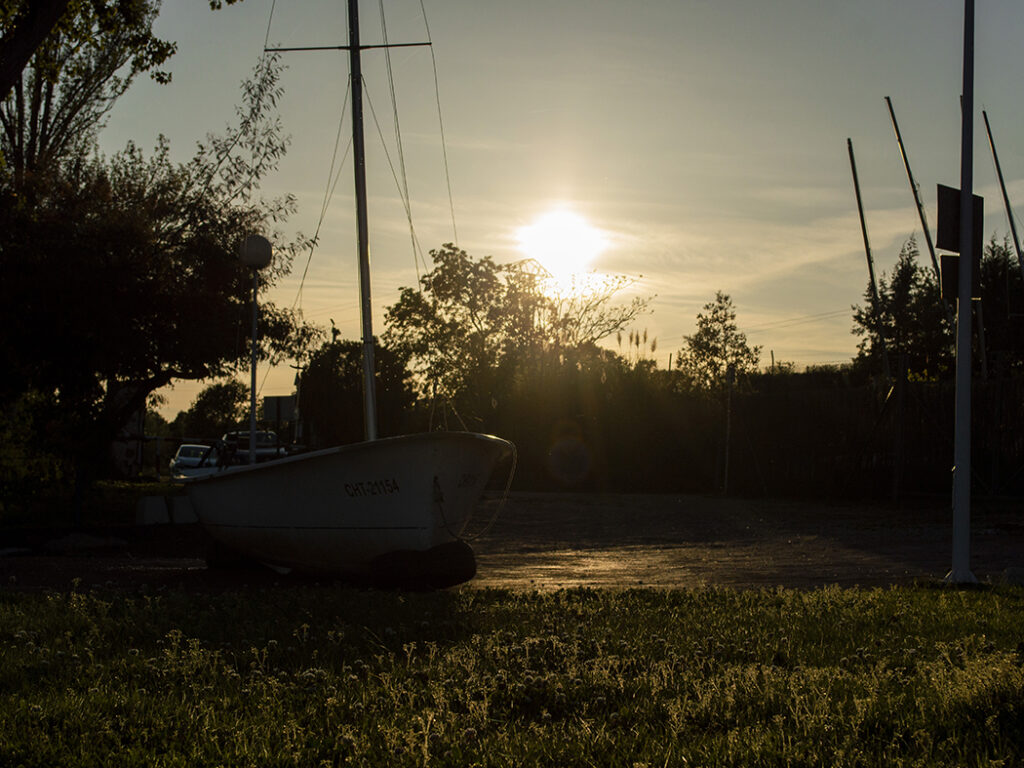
1, 493, 1021, 593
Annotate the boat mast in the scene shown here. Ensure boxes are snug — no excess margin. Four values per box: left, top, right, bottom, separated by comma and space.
983, 110, 1024, 286
268, 2, 435, 442
348, 0, 378, 441
847, 138, 891, 382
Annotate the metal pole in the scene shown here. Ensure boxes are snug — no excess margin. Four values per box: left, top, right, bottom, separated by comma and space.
348, 0, 379, 441
847, 138, 891, 382
949, 0, 976, 584
983, 110, 1024, 285
885, 97, 944, 283
723, 365, 733, 495
250, 269, 258, 464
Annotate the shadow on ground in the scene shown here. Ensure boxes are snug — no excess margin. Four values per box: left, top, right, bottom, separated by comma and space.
1, 493, 1021, 592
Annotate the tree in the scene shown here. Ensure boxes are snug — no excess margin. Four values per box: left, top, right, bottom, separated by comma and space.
0, 1, 248, 165
0, 0, 71, 100
1, 0, 177, 183
172, 379, 248, 439
977, 236, 1024, 375
298, 333, 415, 447
191, 381, 245, 438
676, 291, 761, 391
383, 244, 647, 418
851, 237, 953, 379
0, 53, 319, 484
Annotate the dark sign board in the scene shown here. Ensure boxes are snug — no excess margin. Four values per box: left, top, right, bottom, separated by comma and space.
939, 251, 980, 302
263, 395, 296, 422
941, 253, 960, 302
936, 183, 983, 257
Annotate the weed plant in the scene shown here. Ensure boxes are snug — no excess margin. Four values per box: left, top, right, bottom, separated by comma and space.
1, 584, 1023, 766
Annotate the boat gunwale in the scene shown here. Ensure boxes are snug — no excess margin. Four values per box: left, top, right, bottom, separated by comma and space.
183, 430, 513, 486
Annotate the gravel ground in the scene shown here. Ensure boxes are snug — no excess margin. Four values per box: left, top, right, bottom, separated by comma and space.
1, 493, 1021, 592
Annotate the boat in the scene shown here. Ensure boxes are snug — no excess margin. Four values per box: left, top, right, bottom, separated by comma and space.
185, 0, 514, 587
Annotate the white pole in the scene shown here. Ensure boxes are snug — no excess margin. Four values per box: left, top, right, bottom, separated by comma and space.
250, 269, 259, 465
239, 235, 273, 465
948, 0, 976, 584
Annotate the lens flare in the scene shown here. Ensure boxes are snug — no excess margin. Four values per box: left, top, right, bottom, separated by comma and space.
515, 209, 609, 284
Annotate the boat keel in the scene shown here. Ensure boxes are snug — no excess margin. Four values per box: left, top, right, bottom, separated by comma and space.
367, 539, 477, 590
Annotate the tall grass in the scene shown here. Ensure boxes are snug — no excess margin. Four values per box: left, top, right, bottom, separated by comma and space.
2, 585, 1022, 766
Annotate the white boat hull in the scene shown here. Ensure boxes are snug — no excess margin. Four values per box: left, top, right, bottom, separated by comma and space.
185, 431, 512, 584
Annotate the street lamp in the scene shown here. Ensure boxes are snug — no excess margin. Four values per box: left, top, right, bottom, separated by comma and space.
239, 235, 273, 465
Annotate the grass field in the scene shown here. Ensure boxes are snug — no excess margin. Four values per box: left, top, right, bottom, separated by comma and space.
2, 584, 1023, 767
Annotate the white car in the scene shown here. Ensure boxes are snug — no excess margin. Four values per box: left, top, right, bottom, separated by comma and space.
169, 443, 219, 475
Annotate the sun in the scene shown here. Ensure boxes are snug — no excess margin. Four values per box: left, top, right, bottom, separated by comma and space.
515, 209, 608, 283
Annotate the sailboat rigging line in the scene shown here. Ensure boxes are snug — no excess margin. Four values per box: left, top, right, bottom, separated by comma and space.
362, 81, 427, 277
418, 0, 458, 246
290, 82, 354, 314
438, 443, 518, 542
378, 0, 421, 282
464, 444, 519, 542
263, 0, 277, 49
249, 6, 283, 405
262, 85, 355, 400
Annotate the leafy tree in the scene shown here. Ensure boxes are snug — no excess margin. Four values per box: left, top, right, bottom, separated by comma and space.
0, 0, 71, 99
172, 379, 248, 440
298, 334, 414, 447
383, 244, 647, 418
0, 1, 248, 165
0, 0, 177, 182
977, 236, 1024, 375
851, 237, 953, 379
676, 291, 761, 391
0, 54, 319, 484
0, 391, 67, 514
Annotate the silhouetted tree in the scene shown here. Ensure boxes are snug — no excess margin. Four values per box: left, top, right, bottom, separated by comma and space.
384, 244, 647, 421
299, 336, 414, 447
676, 291, 761, 392
851, 237, 953, 379
0, 0, 71, 100
0, 0, 176, 183
172, 379, 248, 439
0, 54, 318, 487
977, 236, 1024, 375
0, 1, 249, 166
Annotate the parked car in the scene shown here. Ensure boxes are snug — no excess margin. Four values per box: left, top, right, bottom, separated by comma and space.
169, 443, 218, 475
220, 430, 285, 463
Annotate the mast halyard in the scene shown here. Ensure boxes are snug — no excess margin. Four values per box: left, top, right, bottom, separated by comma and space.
348, 0, 378, 442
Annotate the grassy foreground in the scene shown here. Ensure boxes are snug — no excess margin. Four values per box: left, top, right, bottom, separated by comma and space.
1, 584, 1023, 767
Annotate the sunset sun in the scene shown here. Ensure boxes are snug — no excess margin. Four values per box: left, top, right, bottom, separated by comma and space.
515, 209, 609, 283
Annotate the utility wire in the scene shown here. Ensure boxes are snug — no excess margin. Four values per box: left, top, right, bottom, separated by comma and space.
745, 309, 851, 333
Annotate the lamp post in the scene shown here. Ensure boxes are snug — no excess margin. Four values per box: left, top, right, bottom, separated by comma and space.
949, 0, 976, 584
239, 235, 273, 465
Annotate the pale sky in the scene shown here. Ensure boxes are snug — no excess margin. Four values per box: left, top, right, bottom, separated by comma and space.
97, 1, 1024, 419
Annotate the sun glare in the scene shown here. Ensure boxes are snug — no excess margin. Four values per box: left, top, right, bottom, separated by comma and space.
515, 210, 608, 284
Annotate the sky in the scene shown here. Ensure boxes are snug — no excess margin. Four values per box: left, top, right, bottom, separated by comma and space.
96, 0, 1024, 420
